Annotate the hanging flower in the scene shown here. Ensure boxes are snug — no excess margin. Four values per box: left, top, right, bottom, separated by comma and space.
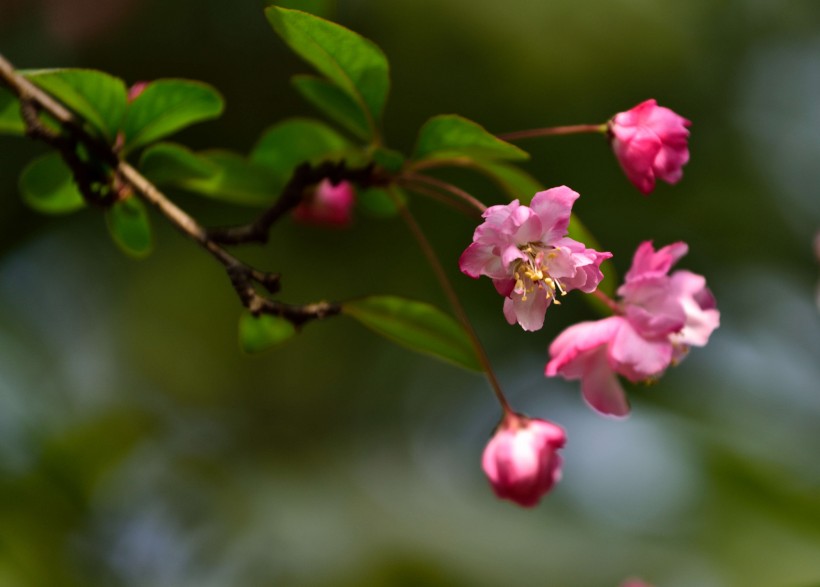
546, 241, 719, 417
293, 179, 356, 227
609, 99, 691, 195
459, 186, 612, 331
482, 412, 566, 507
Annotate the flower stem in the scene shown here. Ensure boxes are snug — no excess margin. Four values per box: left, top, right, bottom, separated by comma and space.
593, 289, 621, 314
497, 123, 607, 142
399, 172, 488, 214
390, 189, 513, 414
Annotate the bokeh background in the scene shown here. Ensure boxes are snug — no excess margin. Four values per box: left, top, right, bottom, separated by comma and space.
1, 1, 820, 586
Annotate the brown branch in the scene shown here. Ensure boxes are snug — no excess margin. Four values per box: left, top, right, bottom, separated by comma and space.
0, 52, 341, 328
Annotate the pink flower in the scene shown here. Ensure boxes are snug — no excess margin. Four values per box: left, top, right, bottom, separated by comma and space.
620, 580, 654, 587
293, 179, 356, 227
459, 186, 612, 331
546, 241, 719, 417
609, 99, 691, 195
482, 412, 566, 507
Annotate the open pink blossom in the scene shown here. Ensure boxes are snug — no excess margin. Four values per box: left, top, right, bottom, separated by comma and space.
459, 186, 612, 331
482, 412, 566, 507
546, 241, 719, 417
620, 580, 654, 587
293, 179, 356, 227
609, 99, 691, 195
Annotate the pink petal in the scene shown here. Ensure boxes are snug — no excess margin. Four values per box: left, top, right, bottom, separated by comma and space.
580, 346, 631, 417
623, 240, 688, 283
529, 186, 579, 244
503, 290, 551, 331
546, 316, 624, 377
609, 320, 673, 382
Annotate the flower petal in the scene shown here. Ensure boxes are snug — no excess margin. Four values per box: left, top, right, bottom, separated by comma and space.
529, 186, 579, 244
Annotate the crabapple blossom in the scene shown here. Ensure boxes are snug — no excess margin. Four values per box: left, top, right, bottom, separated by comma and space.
609, 99, 691, 195
482, 412, 566, 507
545, 241, 719, 417
293, 179, 356, 227
459, 186, 612, 331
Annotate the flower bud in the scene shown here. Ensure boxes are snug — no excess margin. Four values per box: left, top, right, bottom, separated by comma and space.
127, 81, 148, 102
609, 99, 691, 195
293, 179, 356, 227
482, 413, 566, 507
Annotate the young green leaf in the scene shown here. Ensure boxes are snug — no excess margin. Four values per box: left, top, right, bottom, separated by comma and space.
412, 114, 529, 163
19, 153, 86, 214
238, 312, 296, 353
121, 79, 224, 153
343, 296, 481, 372
24, 69, 128, 142
0, 88, 24, 135
105, 197, 153, 257
265, 6, 389, 136
250, 117, 352, 179
291, 75, 372, 140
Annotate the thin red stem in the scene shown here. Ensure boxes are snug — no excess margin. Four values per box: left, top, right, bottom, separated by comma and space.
400, 172, 487, 213
391, 190, 512, 414
593, 289, 621, 314
497, 123, 607, 142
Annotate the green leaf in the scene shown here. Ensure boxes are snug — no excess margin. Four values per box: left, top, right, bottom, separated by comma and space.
121, 79, 224, 153
19, 153, 86, 214
265, 6, 389, 135
412, 114, 529, 162
106, 197, 153, 257
139, 142, 217, 184
0, 88, 24, 135
141, 144, 278, 206
25, 69, 127, 141
250, 117, 352, 181
343, 296, 481, 371
185, 151, 279, 205
238, 312, 297, 353
291, 75, 371, 140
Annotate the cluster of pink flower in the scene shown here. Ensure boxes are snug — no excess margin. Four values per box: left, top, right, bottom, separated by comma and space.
463, 100, 718, 508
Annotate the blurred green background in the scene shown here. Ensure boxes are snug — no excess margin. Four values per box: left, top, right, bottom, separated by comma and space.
1, 1, 820, 586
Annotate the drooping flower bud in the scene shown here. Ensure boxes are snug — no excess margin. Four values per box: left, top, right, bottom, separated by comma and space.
293, 179, 356, 227
609, 99, 691, 195
482, 412, 566, 507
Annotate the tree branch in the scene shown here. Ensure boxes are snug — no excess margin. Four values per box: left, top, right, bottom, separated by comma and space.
0, 52, 342, 327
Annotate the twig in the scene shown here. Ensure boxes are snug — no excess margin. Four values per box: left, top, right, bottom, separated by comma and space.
0, 52, 341, 327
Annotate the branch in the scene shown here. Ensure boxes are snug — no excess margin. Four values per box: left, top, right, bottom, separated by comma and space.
0, 52, 339, 328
